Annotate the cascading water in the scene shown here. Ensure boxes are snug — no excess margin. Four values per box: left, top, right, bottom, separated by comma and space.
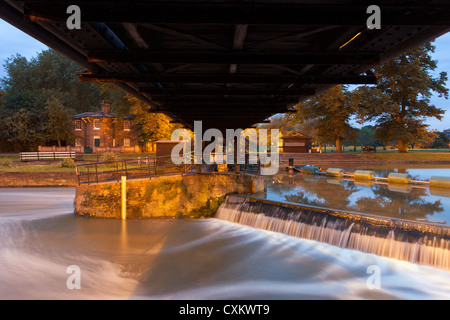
215, 195, 450, 271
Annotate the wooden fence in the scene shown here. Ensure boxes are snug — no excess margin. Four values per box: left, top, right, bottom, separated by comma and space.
20, 151, 77, 161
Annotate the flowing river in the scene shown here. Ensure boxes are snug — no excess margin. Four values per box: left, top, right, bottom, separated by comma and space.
1, 186, 450, 300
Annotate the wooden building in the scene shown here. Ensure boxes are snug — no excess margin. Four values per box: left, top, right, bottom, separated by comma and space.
155, 140, 188, 159
282, 131, 312, 153
71, 101, 140, 153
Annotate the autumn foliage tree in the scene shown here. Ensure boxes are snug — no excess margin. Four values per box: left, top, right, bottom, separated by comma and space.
356, 43, 448, 153
290, 85, 360, 152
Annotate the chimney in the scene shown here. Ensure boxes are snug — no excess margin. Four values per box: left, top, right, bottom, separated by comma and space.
101, 100, 111, 113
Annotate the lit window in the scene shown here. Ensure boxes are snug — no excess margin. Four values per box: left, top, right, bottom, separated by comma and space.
74, 120, 82, 131
123, 120, 131, 131
123, 138, 130, 147
93, 119, 100, 130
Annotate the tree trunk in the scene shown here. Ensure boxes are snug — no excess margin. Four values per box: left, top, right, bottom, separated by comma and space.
57, 139, 61, 147
335, 138, 341, 153
397, 139, 408, 153
396, 113, 408, 153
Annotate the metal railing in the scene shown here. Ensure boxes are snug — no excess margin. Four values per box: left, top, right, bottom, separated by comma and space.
76, 155, 194, 185
75, 152, 271, 185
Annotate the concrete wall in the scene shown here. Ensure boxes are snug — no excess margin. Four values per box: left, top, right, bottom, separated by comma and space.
74, 173, 265, 219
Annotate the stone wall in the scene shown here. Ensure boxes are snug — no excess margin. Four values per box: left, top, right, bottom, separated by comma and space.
74, 173, 265, 219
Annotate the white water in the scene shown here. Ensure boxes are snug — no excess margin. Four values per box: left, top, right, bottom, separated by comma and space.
215, 198, 450, 271
1, 188, 450, 299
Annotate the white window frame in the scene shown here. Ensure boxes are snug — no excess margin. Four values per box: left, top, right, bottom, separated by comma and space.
94, 136, 101, 147
74, 120, 82, 131
123, 138, 131, 147
93, 119, 101, 130
123, 120, 131, 131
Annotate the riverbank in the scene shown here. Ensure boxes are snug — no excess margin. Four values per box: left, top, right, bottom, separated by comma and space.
1, 152, 450, 187
281, 152, 450, 164
0, 172, 77, 187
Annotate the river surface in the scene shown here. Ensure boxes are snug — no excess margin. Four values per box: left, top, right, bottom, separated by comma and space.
1, 187, 450, 300
260, 166, 450, 226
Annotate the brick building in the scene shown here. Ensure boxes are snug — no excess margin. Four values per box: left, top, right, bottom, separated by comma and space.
71, 100, 140, 153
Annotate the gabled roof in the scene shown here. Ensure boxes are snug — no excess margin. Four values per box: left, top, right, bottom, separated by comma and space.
282, 131, 312, 139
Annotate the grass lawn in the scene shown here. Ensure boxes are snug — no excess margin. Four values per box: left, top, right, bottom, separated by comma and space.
0, 163, 77, 172
0, 152, 156, 172
0, 154, 20, 161
2, 150, 450, 172
356, 152, 450, 161
81, 152, 155, 161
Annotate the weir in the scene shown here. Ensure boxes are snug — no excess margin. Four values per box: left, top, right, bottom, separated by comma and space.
215, 195, 450, 271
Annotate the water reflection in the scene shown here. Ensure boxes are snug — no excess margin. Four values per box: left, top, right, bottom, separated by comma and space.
263, 170, 449, 225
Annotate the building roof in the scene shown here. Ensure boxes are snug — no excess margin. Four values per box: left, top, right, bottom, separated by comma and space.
156, 140, 187, 143
72, 111, 134, 120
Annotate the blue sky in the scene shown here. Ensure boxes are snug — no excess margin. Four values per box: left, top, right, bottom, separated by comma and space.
0, 18, 449, 130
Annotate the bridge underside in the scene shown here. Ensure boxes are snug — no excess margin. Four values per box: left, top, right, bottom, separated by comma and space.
1, 1, 449, 130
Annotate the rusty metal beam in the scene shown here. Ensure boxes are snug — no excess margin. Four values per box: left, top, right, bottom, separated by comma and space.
78, 72, 378, 85
137, 87, 315, 96
87, 50, 381, 65
22, 2, 450, 26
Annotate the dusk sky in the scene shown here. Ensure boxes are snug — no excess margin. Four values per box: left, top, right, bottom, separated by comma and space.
0, 18, 449, 130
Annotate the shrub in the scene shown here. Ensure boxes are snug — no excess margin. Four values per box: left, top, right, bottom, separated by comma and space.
0, 159, 13, 167
60, 158, 76, 168
100, 152, 118, 162
100, 152, 119, 168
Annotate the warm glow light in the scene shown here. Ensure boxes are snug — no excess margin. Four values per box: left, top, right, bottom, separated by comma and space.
339, 32, 362, 49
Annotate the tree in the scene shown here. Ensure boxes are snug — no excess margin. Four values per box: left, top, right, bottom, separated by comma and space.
42, 97, 74, 147
0, 86, 5, 107
259, 114, 296, 132
2, 108, 42, 151
0, 49, 108, 151
290, 85, 359, 152
122, 95, 180, 148
354, 125, 382, 149
431, 132, 450, 149
357, 43, 448, 153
